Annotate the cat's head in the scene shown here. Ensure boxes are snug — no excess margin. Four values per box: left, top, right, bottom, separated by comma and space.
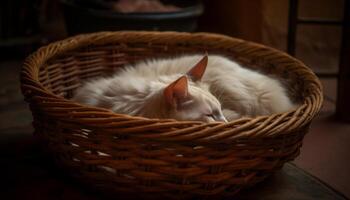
163, 55, 227, 123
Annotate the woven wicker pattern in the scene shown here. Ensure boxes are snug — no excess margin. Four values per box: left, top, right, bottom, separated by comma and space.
21, 31, 323, 199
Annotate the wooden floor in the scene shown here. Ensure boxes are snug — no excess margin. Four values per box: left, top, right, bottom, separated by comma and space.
0, 60, 349, 199
293, 78, 350, 198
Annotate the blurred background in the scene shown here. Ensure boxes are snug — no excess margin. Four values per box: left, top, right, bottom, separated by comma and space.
0, 0, 345, 73
1, 0, 349, 199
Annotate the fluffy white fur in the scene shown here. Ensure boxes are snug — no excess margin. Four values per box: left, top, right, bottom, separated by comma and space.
73, 55, 297, 122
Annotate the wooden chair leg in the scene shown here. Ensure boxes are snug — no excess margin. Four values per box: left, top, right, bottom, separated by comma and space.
336, 0, 350, 122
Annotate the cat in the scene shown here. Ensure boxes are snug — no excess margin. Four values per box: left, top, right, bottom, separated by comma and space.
72, 54, 297, 122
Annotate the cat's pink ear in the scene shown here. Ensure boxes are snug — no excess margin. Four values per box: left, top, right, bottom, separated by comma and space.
163, 76, 189, 108
187, 53, 208, 81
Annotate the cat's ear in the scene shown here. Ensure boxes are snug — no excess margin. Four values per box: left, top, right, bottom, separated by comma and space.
187, 53, 208, 82
163, 76, 189, 108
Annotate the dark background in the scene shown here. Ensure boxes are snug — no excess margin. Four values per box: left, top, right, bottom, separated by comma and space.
0, 0, 349, 198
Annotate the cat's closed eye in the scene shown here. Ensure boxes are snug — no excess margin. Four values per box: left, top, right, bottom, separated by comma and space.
206, 114, 215, 120
205, 109, 219, 118
204, 109, 227, 122
204, 112, 218, 122
204, 114, 215, 122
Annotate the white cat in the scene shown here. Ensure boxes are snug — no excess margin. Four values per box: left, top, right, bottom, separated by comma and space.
72, 54, 297, 122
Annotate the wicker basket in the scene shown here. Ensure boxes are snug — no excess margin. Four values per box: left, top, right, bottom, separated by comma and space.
21, 31, 323, 199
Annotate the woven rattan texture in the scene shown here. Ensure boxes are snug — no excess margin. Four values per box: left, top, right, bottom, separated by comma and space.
21, 31, 323, 199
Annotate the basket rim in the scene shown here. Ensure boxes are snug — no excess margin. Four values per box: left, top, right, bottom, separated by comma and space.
20, 31, 323, 143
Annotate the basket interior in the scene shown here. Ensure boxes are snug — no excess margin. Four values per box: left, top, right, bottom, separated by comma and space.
39, 42, 306, 104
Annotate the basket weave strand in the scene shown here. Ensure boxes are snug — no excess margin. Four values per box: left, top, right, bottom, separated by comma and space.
21, 31, 322, 199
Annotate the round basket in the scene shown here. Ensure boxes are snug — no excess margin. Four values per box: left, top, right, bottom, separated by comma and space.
21, 31, 323, 199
